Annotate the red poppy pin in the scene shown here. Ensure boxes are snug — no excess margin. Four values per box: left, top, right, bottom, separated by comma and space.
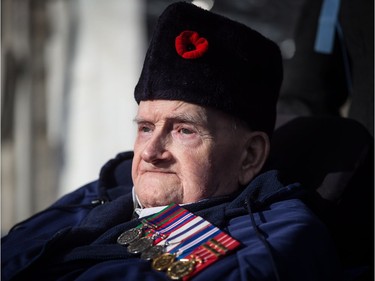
175, 30, 208, 59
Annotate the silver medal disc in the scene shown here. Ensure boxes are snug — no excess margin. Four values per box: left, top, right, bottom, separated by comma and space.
127, 237, 154, 254
140, 245, 165, 260
117, 228, 142, 245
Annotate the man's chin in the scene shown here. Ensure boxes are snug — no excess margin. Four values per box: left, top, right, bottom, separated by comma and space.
139, 197, 178, 208
135, 184, 182, 208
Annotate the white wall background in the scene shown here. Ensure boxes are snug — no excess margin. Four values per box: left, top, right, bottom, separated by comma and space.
46, 0, 146, 196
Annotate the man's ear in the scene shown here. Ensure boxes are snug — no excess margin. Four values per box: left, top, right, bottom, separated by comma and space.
238, 131, 270, 185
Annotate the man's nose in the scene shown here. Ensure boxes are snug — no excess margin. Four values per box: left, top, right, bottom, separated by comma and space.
141, 131, 170, 163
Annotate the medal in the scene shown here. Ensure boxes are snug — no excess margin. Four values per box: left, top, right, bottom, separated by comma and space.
127, 237, 154, 254
119, 204, 241, 280
128, 230, 168, 255
125, 204, 196, 255
117, 218, 159, 246
117, 228, 142, 245
140, 245, 166, 260
166, 259, 196, 280
152, 253, 176, 271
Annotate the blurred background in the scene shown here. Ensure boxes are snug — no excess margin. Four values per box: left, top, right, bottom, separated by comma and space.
1, 0, 373, 235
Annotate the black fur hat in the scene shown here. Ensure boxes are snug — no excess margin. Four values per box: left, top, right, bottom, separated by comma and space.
134, 1, 283, 136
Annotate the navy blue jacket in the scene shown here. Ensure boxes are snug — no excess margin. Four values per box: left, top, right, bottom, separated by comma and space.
1, 152, 342, 280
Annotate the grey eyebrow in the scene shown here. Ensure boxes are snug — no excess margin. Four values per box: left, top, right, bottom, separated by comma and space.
133, 112, 208, 127
133, 117, 150, 124
168, 113, 207, 126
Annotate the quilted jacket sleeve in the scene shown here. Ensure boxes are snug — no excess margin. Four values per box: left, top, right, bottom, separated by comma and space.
1, 180, 101, 281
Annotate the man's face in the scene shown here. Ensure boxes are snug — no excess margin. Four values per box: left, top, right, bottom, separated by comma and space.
132, 100, 248, 208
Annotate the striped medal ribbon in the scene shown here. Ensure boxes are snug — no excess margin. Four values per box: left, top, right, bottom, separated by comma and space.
151, 222, 220, 272
128, 204, 198, 255
177, 232, 241, 280
119, 203, 241, 281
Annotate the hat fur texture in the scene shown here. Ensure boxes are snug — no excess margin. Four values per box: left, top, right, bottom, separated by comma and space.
135, 1, 283, 136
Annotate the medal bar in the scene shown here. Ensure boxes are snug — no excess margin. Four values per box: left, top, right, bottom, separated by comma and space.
117, 204, 241, 280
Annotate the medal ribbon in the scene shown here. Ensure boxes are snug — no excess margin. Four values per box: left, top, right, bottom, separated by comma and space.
156, 216, 209, 250
146, 203, 188, 229
182, 232, 241, 280
170, 224, 221, 258
150, 212, 196, 244
123, 203, 241, 280
142, 204, 197, 243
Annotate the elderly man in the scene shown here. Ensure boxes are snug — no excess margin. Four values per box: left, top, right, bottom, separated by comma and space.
2, 2, 342, 281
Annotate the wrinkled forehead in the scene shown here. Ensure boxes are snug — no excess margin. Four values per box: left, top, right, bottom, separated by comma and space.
136, 100, 237, 131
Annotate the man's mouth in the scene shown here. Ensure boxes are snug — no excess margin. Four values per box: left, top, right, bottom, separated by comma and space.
141, 169, 175, 175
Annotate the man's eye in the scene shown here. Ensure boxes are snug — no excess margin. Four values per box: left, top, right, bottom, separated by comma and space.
179, 128, 194, 135
139, 126, 152, 133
